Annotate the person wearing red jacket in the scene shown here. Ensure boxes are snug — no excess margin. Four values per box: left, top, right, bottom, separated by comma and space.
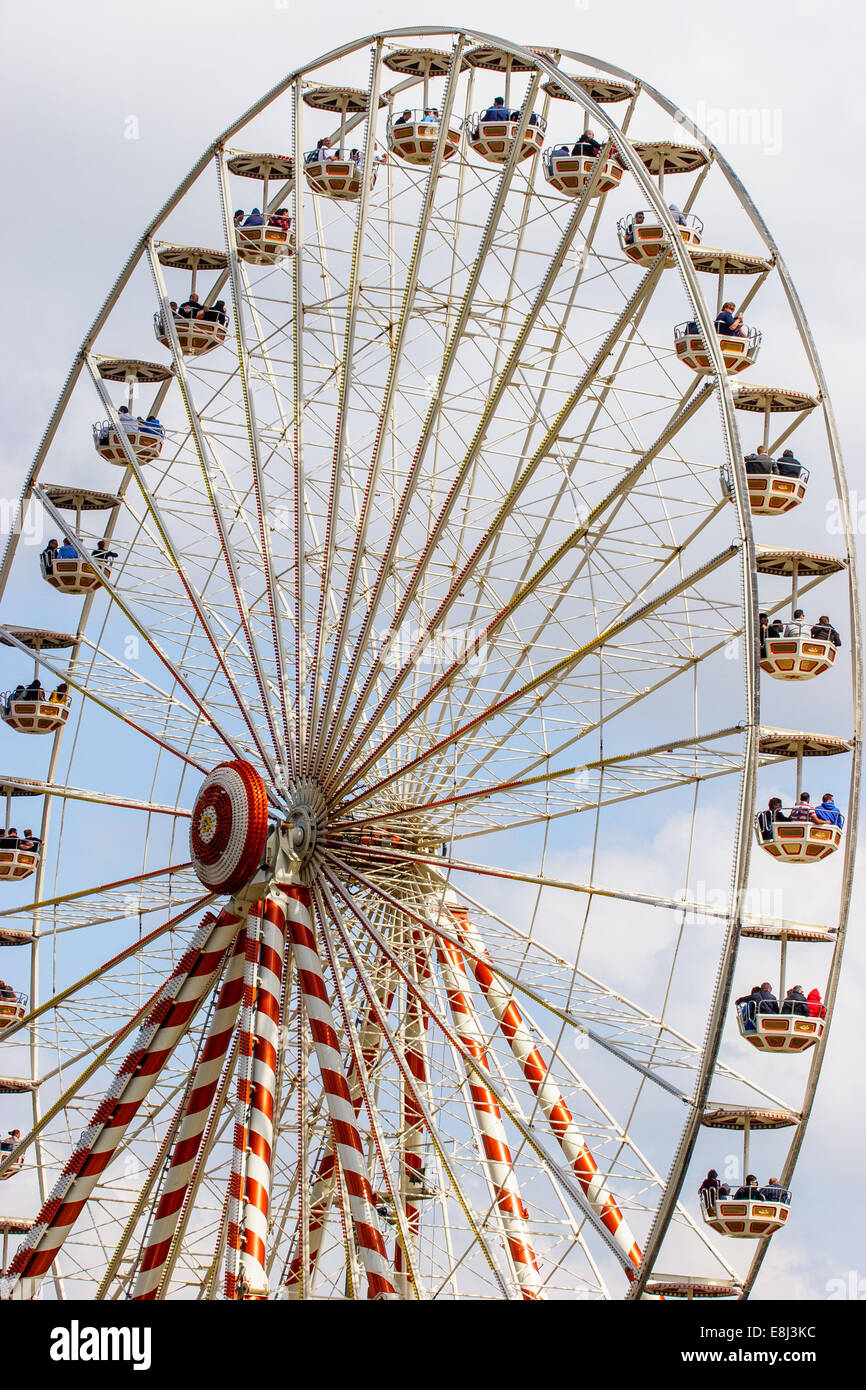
807, 988, 827, 1019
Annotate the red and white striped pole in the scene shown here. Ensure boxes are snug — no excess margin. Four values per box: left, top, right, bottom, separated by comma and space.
449, 903, 642, 1277
133, 927, 248, 1299
2, 903, 245, 1298
225, 896, 288, 1299
277, 881, 398, 1300
284, 982, 395, 1297
435, 929, 544, 1300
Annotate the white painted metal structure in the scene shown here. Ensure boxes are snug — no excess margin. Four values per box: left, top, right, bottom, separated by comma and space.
0, 29, 858, 1302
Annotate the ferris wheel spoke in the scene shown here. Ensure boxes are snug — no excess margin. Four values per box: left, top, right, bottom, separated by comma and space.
309, 40, 470, 767
82, 372, 285, 781
333, 541, 738, 812
143, 258, 290, 780
325, 724, 745, 843
304, 41, 391, 775
327, 378, 715, 792
322, 250, 668, 784
2, 892, 216, 1048
0, 863, 202, 938
324, 864, 645, 1287
323, 853, 740, 1094
215, 154, 295, 783
317, 88, 607, 774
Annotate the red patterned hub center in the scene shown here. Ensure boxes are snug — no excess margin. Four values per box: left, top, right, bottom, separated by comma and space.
189, 760, 269, 893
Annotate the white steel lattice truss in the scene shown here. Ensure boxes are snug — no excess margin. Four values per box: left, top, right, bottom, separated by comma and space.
0, 29, 859, 1302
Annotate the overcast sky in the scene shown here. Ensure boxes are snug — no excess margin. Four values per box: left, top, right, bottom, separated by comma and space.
1, 0, 863, 1302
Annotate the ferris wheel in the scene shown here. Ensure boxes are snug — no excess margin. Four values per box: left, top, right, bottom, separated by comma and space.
0, 28, 859, 1302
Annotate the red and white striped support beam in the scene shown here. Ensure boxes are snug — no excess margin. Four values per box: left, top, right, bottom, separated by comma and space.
132, 928, 248, 1299
395, 928, 431, 1298
1, 903, 246, 1298
435, 930, 544, 1300
225, 897, 288, 1299
276, 881, 398, 1300
284, 979, 394, 1298
449, 904, 643, 1277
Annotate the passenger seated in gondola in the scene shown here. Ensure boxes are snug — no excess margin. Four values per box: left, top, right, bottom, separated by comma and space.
715, 301, 744, 337
117, 405, 140, 433
49, 683, 69, 705
759, 1178, 790, 1204
813, 792, 843, 826
91, 539, 117, 564
811, 615, 841, 647
668, 202, 687, 225
201, 300, 228, 326
733, 1174, 762, 1200
7, 685, 26, 712
735, 983, 765, 1030
776, 449, 803, 478
420, 108, 437, 124
756, 797, 788, 841
483, 96, 509, 121
394, 109, 412, 126
233, 209, 245, 227
41, 538, 60, 574
25, 679, 45, 702
698, 1169, 730, 1206
781, 985, 809, 1016
243, 208, 265, 227
0, 1129, 21, 1154
0, 830, 18, 850
756, 981, 780, 1014
178, 294, 203, 319
572, 128, 602, 157
268, 207, 291, 231
0, 978, 16, 1000
789, 791, 817, 822
784, 608, 808, 637
306, 137, 334, 163
18, 829, 40, 852
141, 415, 164, 437
57, 538, 79, 559
807, 988, 826, 1019
767, 617, 784, 638
349, 149, 361, 164
744, 446, 777, 475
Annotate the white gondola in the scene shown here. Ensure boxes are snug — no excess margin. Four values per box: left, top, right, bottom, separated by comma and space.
0, 1150, 24, 1180
543, 148, 622, 196
387, 112, 462, 165
40, 554, 108, 596
468, 112, 545, 164
675, 322, 761, 375
756, 814, 843, 863
617, 209, 702, 264
235, 222, 295, 265
0, 993, 26, 1030
745, 469, 809, 514
701, 1194, 790, 1238
93, 421, 163, 465
303, 151, 379, 201
735, 1006, 825, 1053
154, 311, 227, 357
761, 635, 837, 681
1, 697, 70, 736
0, 846, 39, 883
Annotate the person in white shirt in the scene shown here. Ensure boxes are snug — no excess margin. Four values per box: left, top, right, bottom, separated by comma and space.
784, 608, 808, 637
